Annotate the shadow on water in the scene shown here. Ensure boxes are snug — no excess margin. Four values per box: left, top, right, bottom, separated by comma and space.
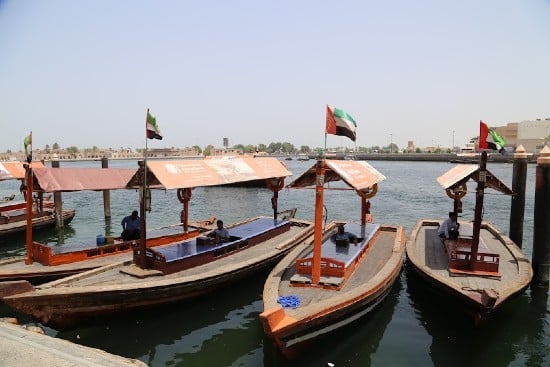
262, 277, 403, 367
405, 266, 550, 367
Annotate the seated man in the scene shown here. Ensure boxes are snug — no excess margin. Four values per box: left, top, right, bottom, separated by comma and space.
332, 224, 358, 245
438, 212, 460, 240
121, 210, 140, 241
207, 220, 230, 244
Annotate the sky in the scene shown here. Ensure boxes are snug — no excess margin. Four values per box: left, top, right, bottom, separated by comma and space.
1, 0, 550, 153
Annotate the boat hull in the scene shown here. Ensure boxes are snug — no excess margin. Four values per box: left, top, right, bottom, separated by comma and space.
405, 219, 533, 322
260, 222, 406, 357
0, 225, 201, 285
0, 208, 75, 238
2, 218, 315, 330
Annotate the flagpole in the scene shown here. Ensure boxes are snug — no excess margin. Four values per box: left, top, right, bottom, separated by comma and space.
138, 109, 148, 268
25, 131, 33, 265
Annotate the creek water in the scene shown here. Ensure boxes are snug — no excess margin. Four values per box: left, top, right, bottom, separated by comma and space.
0, 159, 548, 367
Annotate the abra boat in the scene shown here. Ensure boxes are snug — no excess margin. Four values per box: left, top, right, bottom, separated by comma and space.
260, 159, 406, 357
1, 157, 314, 330
0, 166, 203, 285
406, 152, 533, 322
0, 162, 75, 238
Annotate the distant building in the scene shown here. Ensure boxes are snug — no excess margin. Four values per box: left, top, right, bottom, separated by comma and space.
492, 118, 550, 153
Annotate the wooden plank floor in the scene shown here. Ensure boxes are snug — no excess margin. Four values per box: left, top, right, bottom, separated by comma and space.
406, 220, 532, 305
37, 220, 314, 290
276, 228, 400, 319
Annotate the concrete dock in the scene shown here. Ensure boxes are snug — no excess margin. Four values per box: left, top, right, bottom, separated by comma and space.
0, 319, 146, 367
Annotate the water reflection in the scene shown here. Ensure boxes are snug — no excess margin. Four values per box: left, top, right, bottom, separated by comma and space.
263, 278, 402, 367
406, 266, 549, 367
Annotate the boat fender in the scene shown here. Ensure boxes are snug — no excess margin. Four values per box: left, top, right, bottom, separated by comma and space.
177, 188, 192, 203
357, 184, 378, 199
446, 183, 467, 200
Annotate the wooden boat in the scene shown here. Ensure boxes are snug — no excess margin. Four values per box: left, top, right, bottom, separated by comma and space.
406, 152, 533, 322
0, 166, 198, 284
260, 159, 406, 357
1, 157, 315, 330
0, 162, 75, 238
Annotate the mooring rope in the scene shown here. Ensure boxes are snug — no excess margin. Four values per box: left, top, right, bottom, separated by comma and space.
277, 295, 300, 309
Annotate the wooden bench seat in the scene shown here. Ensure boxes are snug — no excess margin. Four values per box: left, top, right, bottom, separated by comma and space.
141, 218, 291, 274
444, 235, 500, 276
293, 223, 380, 283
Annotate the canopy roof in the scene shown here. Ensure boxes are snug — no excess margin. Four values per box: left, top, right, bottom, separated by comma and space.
437, 164, 514, 195
287, 159, 385, 191
31, 167, 137, 192
127, 157, 293, 190
0, 162, 44, 181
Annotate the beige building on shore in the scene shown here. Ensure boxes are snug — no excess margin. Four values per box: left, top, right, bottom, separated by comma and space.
493, 118, 550, 153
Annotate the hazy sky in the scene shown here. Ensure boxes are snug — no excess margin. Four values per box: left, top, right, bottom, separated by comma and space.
1, 1, 549, 152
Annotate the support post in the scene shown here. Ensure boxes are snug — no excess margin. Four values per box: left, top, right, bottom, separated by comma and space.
51, 159, 63, 229
24, 164, 33, 265
532, 146, 550, 288
312, 160, 325, 284
137, 160, 147, 268
509, 145, 528, 248
101, 156, 112, 220
470, 151, 487, 269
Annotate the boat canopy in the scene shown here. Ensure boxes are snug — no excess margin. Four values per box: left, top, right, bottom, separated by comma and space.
31, 167, 137, 192
437, 164, 514, 195
287, 159, 385, 191
127, 157, 293, 190
0, 162, 45, 181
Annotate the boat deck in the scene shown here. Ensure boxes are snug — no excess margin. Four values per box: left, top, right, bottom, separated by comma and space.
38, 219, 314, 289
275, 225, 402, 319
406, 220, 533, 308
153, 218, 289, 262
291, 223, 380, 286
46, 224, 193, 255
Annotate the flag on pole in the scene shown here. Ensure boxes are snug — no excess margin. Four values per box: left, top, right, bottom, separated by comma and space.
23, 134, 32, 155
325, 105, 357, 142
479, 120, 506, 154
23, 132, 32, 163
146, 110, 162, 140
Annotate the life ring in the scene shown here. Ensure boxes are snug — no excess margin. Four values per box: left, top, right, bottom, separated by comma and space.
357, 184, 378, 199
177, 188, 192, 203
267, 178, 285, 192
446, 183, 467, 200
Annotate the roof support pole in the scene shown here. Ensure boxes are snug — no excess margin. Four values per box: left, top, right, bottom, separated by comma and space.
470, 151, 487, 269
52, 159, 64, 229
312, 160, 326, 284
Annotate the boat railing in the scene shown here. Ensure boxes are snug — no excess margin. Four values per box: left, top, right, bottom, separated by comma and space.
444, 237, 500, 275
141, 218, 291, 275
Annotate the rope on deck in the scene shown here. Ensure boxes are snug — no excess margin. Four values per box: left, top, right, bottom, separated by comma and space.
277, 295, 300, 309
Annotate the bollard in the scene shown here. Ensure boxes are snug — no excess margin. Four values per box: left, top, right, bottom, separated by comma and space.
532, 145, 550, 288
509, 145, 528, 248
101, 156, 112, 220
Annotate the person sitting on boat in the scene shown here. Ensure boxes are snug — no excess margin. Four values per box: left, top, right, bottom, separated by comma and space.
438, 212, 460, 240
121, 210, 140, 241
207, 220, 230, 243
332, 224, 358, 244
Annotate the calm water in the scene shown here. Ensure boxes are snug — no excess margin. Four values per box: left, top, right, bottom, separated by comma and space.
0, 159, 548, 367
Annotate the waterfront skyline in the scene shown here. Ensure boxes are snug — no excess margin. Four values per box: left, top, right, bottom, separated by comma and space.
1, 1, 549, 152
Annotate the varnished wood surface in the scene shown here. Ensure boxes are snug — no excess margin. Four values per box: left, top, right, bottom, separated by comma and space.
261, 221, 405, 338
405, 219, 533, 309
2, 217, 315, 329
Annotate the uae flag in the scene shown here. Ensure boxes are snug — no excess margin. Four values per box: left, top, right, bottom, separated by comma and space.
325, 105, 357, 142
479, 120, 505, 154
146, 110, 162, 140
